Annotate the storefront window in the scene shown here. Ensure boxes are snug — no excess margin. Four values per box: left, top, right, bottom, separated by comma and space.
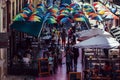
12, 2, 15, 17
3, 7, 7, 29
16, 0, 18, 14
19, 0, 21, 11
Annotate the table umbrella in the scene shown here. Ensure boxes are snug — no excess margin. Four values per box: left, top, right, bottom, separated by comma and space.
74, 35, 119, 49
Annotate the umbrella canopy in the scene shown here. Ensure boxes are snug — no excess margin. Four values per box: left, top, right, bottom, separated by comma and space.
74, 17, 85, 22
74, 35, 119, 48
13, 13, 26, 21
60, 17, 72, 23
75, 28, 112, 37
10, 21, 43, 37
28, 15, 41, 22
46, 17, 57, 24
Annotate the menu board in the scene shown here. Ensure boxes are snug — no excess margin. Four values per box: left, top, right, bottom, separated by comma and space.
38, 58, 50, 75
69, 72, 81, 80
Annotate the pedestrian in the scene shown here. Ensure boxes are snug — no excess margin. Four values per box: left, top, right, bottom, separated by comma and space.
72, 47, 79, 71
48, 53, 54, 74
65, 48, 73, 73
61, 28, 67, 48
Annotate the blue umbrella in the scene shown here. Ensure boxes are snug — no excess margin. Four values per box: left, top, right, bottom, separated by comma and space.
60, 17, 72, 24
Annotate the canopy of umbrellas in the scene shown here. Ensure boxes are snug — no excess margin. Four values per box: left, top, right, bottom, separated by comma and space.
13, 1, 120, 26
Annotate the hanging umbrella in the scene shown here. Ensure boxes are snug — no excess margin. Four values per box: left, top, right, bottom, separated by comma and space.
85, 8, 94, 13
60, 17, 73, 24
70, 3, 80, 9
28, 14, 41, 21
110, 7, 117, 13
104, 14, 113, 20
74, 17, 85, 22
60, 3, 69, 8
46, 17, 57, 24
115, 10, 120, 16
20, 13, 28, 18
37, 6, 46, 13
13, 14, 26, 21
98, 10, 105, 15
84, 5, 90, 9
93, 15, 103, 21
10, 21, 43, 37
88, 13, 98, 18
48, 8, 59, 14
37, 3, 44, 7
23, 7, 32, 13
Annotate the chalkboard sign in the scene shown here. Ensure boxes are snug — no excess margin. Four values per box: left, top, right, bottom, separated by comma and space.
38, 58, 50, 75
69, 72, 81, 80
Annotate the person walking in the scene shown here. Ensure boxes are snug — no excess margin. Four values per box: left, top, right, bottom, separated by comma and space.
72, 47, 79, 71
61, 28, 67, 48
65, 48, 73, 73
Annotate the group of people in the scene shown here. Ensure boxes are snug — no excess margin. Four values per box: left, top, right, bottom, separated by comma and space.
65, 47, 79, 73
85, 61, 114, 79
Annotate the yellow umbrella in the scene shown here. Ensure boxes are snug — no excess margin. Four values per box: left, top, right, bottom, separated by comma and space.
74, 17, 85, 22
98, 10, 105, 15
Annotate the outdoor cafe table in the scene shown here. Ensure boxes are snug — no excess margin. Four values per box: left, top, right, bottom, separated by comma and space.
87, 58, 120, 63
91, 76, 112, 80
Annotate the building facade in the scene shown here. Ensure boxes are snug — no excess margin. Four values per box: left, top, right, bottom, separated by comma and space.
0, 0, 27, 79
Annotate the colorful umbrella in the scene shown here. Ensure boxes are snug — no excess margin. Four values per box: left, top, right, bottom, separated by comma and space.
60, 3, 69, 8
98, 10, 105, 15
46, 18, 57, 24
28, 15, 41, 22
91, 15, 103, 21
88, 13, 98, 17
13, 14, 25, 21
74, 17, 85, 22
20, 13, 28, 18
60, 17, 73, 23
48, 8, 59, 13
70, 3, 79, 9
110, 7, 117, 13
85, 8, 94, 12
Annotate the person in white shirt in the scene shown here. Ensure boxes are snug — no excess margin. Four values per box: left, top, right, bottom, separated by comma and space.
23, 54, 30, 66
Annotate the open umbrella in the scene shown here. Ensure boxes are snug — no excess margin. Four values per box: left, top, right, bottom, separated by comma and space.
13, 13, 26, 21
11, 21, 43, 37
28, 15, 41, 22
60, 17, 73, 24
46, 17, 57, 24
74, 35, 119, 49
11, 3, 44, 37
74, 17, 85, 22
98, 10, 105, 15
48, 7, 59, 14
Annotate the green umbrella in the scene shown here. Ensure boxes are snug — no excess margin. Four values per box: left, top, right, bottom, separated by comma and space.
10, 21, 43, 37
46, 17, 57, 24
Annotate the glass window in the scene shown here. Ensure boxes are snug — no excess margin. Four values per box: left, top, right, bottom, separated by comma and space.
3, 7, 7, 29
12, 2, 15, 17
16, 0, 18, 14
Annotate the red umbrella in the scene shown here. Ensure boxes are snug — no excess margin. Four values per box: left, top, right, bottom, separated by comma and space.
57, 15, 66, 23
